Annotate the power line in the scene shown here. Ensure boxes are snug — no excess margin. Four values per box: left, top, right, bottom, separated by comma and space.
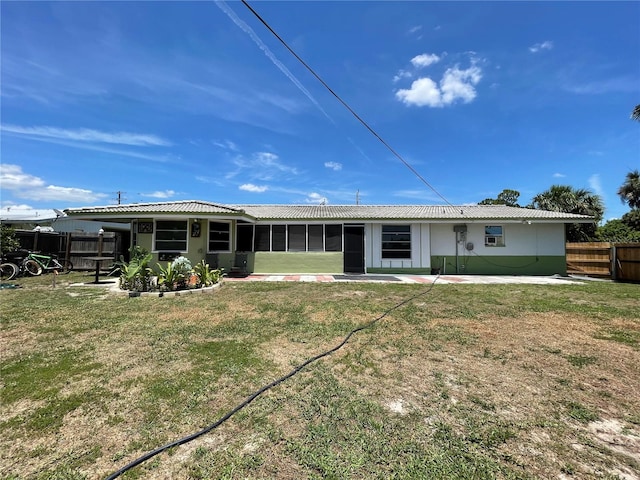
240, 0, 455, 208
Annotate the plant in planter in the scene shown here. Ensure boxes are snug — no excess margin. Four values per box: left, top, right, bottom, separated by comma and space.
193, 260, 223, 287
118, 247, 154, 292
157, 256, 193, 291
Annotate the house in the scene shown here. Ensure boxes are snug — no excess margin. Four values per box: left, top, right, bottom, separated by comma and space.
64, 200, 594, 276
1, 209, 129, 234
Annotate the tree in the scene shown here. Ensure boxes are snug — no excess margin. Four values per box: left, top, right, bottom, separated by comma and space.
632, 104, 640, 122
479, 189, 520, 207
617, 169, 640, 210
621, 209, 640, 231
0, 225, 21, 256
596, 219, 640, 242
529, 185, 604, 242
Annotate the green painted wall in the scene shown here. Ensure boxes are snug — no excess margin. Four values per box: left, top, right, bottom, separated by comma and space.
430, 255, 567, 276
253, 252, 343, 274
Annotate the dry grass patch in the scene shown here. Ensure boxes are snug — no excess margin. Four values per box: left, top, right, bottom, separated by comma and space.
1, 278, 639, 479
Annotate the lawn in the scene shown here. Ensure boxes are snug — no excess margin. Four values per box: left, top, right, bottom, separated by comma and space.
1, 273, 639, 479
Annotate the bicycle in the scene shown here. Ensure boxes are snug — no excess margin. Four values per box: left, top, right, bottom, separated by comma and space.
22, 252, 73, 276
1, 250, 29, 281
1, 261, 19, 280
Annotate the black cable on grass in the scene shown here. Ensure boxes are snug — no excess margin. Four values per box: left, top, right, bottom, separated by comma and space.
106, 276, 440, 479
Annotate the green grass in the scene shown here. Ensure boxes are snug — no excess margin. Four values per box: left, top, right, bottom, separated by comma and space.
1, 272, 639, 479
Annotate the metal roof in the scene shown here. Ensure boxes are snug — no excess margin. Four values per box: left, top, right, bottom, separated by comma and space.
64, 200, 246, 216
65, 201, 594, 222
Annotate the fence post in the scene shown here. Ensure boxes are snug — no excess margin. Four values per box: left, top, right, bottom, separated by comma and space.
611, 244, 616, 281
33, 226, 40, 251
65, 232, 73, 270
98, 229, 104, 257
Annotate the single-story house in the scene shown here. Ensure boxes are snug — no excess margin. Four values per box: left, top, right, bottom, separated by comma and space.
64, 200, 594, 275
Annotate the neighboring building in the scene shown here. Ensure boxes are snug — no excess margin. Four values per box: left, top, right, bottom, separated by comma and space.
64, 200, 594, 275
1, 209, 129, 234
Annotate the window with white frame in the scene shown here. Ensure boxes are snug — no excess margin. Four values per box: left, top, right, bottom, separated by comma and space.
381, 225, 411, 259
155, 220, 188, 251
484, 225, 505, 246
208, 222, 231, 251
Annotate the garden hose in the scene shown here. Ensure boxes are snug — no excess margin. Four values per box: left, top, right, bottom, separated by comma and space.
106, 275, 440, 479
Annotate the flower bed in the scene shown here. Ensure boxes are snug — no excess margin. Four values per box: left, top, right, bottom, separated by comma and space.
118, 248, 222, 294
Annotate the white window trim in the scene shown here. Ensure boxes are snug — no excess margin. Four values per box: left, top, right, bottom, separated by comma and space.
381, 224, 412, 260
154, 219, 189, 253
208, 220, 232, 253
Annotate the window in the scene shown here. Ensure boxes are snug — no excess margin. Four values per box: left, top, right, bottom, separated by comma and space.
325, 224, 342, 252
272, 225, 286, 251
254, 225, 270, 251
236, 224, 253, 252
209, 222, 230, 251
485, 225, 504, 247
308, 225, 324, 251
382, 225, 411, 259
288, 225, 306, 251
155, 220, 187, 251
249, 224, 343, 252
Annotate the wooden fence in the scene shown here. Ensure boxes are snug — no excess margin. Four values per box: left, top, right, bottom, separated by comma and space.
566, 242, 640, 282
614, 243, 640, 283
12, 230, 120, 271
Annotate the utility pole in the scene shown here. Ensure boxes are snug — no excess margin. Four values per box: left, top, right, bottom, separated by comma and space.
115, 191, 126, 205
356, 190, 360, 205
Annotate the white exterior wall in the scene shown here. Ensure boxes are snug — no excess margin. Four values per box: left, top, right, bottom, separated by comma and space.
429, 222, 566, 256
365, 223, 431, 270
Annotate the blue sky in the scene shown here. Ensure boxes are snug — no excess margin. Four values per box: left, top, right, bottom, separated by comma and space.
1, 1, 639, 221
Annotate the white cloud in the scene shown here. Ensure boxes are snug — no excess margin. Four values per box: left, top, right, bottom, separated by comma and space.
215, 1, 332, 122
324, 161, 342, 171
529, 41, 553, 53
0, 163, 45, 190
408, 25, 422, 35
212, 139, 238, 151
0, 164, 106, 203
1, 124, 171, 146
393, 189, 442, 202
411, 53, 441, 68
392, 69, 412, 83
396, 63, 482, 107
441, 65, 482, 104
141, 190, 176, 199
589, 173, 605, 199
28, 185, 105, 202
553, 173, 566, 178
306, 192, 328, 204
239, 183, 268, 193
226, 151, 298, 181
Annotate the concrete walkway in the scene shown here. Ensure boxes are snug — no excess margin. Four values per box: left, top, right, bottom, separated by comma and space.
224, 274, 581, 285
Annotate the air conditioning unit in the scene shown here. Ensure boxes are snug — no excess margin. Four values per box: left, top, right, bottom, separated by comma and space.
485, 236, 497, 246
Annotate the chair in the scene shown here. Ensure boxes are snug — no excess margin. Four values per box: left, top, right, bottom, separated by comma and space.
228, 253, 248, 277
205, 253, 219, 269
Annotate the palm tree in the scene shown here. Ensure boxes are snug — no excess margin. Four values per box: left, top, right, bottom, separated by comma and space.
530, 185, 604, 241
632, 104, 640, 122
617, 169, 640, 210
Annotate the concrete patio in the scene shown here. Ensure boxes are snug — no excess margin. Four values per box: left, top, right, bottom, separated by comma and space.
224, 274, 582, 285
